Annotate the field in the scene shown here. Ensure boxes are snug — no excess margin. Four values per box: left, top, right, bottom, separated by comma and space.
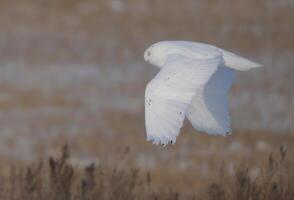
0, 144, 293, 200
0, 0, 293, 199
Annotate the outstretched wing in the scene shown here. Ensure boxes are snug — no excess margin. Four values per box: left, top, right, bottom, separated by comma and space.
145, 54, 222, 145
219, 49, 263, 71
186, 66, 235, 135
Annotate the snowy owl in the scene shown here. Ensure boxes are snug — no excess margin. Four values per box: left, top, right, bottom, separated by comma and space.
144, 41, 263, 146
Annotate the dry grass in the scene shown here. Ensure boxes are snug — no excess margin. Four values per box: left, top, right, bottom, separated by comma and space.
200, 146, 294, 200
0, 145, 292, 200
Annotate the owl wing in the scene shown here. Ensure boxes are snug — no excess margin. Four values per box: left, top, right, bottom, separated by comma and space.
186, 66, 235, 135
145, 54, 222, 145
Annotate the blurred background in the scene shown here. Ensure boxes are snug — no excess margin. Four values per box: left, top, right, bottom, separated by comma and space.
0, 0, 293, 194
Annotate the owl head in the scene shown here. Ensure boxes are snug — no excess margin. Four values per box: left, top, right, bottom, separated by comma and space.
144, 42, 169, 68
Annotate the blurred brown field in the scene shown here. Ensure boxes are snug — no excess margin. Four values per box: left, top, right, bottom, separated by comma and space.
0, 0, 293, 63
0, 0, 293, 199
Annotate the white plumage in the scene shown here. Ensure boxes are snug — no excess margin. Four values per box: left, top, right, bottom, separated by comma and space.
144, 41, 263, 146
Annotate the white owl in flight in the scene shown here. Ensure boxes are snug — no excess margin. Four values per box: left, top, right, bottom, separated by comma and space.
144, 41, 263, 146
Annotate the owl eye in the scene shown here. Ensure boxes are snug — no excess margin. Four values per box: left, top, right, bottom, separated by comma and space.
147, 51, 151, 57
